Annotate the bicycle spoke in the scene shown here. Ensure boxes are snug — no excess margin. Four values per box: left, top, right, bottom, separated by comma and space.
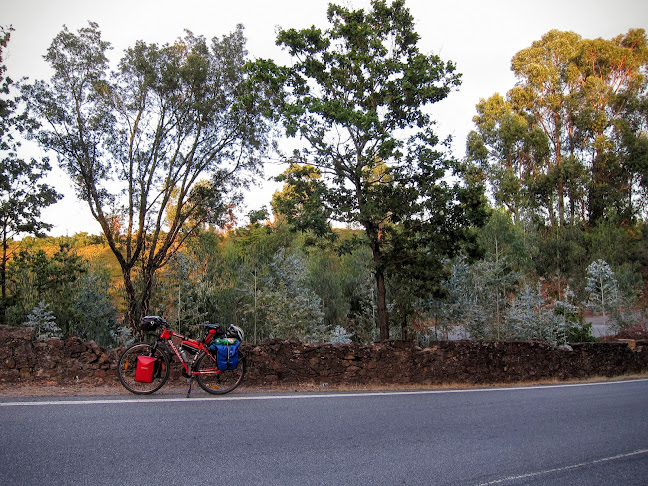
117, 343, 170, 395
195, 352, 245, 395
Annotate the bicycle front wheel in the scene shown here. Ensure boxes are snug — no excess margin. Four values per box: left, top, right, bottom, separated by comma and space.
195, 351, 245, 395
118, 343, 170, 395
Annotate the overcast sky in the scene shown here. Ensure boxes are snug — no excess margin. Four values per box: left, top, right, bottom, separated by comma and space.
3, 0, 647, 235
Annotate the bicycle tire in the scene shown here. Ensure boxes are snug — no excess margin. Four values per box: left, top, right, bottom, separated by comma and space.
118, 342, 170, 395
195, 351, 245, 395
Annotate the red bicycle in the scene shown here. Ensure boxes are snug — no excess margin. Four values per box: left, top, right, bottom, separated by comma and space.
117, 316, 246, 397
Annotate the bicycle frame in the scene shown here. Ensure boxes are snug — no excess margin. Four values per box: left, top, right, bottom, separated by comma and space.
157, 327, 219, 377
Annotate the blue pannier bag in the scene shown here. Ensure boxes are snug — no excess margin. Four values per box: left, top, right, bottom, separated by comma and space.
209, 338, 240, 370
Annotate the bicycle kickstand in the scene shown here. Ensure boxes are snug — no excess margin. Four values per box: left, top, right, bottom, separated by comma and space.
186, 377, 194, 398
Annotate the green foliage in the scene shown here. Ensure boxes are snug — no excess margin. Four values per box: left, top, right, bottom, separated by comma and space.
425, 259, 472, 341
69, 271, 119, 346
477, 210, 535, 275
6, 244, 119, 346
585, 260, 620, 313
553, 287, 595, 343
306, 241, 375, 342
503, 284, 559, 343
304, 246, 348, 331
6, 218, 642, 348
470, 28, 648, 227
247, 207, 270, 226
587, 214, 646, 268
0, 26, 61, 325
4, 18, 645, 348
424, 257, 599, 345
144, 223, 376, 345
8, 245, 87, 322
257, 248, 326, 341
272, 163, 334, 240
534, 224, 588, 279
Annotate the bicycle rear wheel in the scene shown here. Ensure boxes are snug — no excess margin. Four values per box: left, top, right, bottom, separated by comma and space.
195, 351, 245, 395
118, 343, 170, 395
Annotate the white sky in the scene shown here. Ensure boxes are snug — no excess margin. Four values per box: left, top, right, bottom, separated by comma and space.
3, 0, 647, 235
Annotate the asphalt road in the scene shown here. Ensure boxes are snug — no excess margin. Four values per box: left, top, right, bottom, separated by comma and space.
1, 380, 647, 485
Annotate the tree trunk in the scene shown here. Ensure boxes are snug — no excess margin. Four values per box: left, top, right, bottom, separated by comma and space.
588, 151, 605, 224
0, 230, 7, 326
555, 128, 565, 227
400, 316, 409, 341
140, 267, 155, 324
364, 220, 390, 341
375, 267, 389, 341
122, 267, 139, 331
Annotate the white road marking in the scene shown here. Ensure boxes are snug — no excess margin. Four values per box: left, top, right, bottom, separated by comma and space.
476, 449, 648, 485
0, 378, 646, 407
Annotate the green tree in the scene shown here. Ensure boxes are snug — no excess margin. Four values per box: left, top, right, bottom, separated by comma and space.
509, 30, 584, 227
24, 22, 273, 329
69, 269, 118, 346
233, 221, 294, 343
477, 210, 536, 275
613, 89, 648, 218
503, 284, 568, 344
471, 29, 648, 227
426, 257, 491, 340
0, 26, 61, 324
251, 0, 485, 339
0, 158, 61, 324
7, 244, 86, 333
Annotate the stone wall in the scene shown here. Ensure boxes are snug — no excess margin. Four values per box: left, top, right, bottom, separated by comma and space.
0, 326, 119, 384
1, 326, 647, 387
244, 338, 648, 386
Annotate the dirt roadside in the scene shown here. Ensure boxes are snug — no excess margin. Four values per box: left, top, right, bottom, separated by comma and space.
1, 373, 646, 398
0, 380, 271, 398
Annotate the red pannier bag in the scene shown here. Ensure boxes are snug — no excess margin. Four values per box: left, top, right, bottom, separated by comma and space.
135, 356, 158, 383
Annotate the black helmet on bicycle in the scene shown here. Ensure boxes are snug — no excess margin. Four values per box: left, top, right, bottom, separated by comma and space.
140, 315, 168, 332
